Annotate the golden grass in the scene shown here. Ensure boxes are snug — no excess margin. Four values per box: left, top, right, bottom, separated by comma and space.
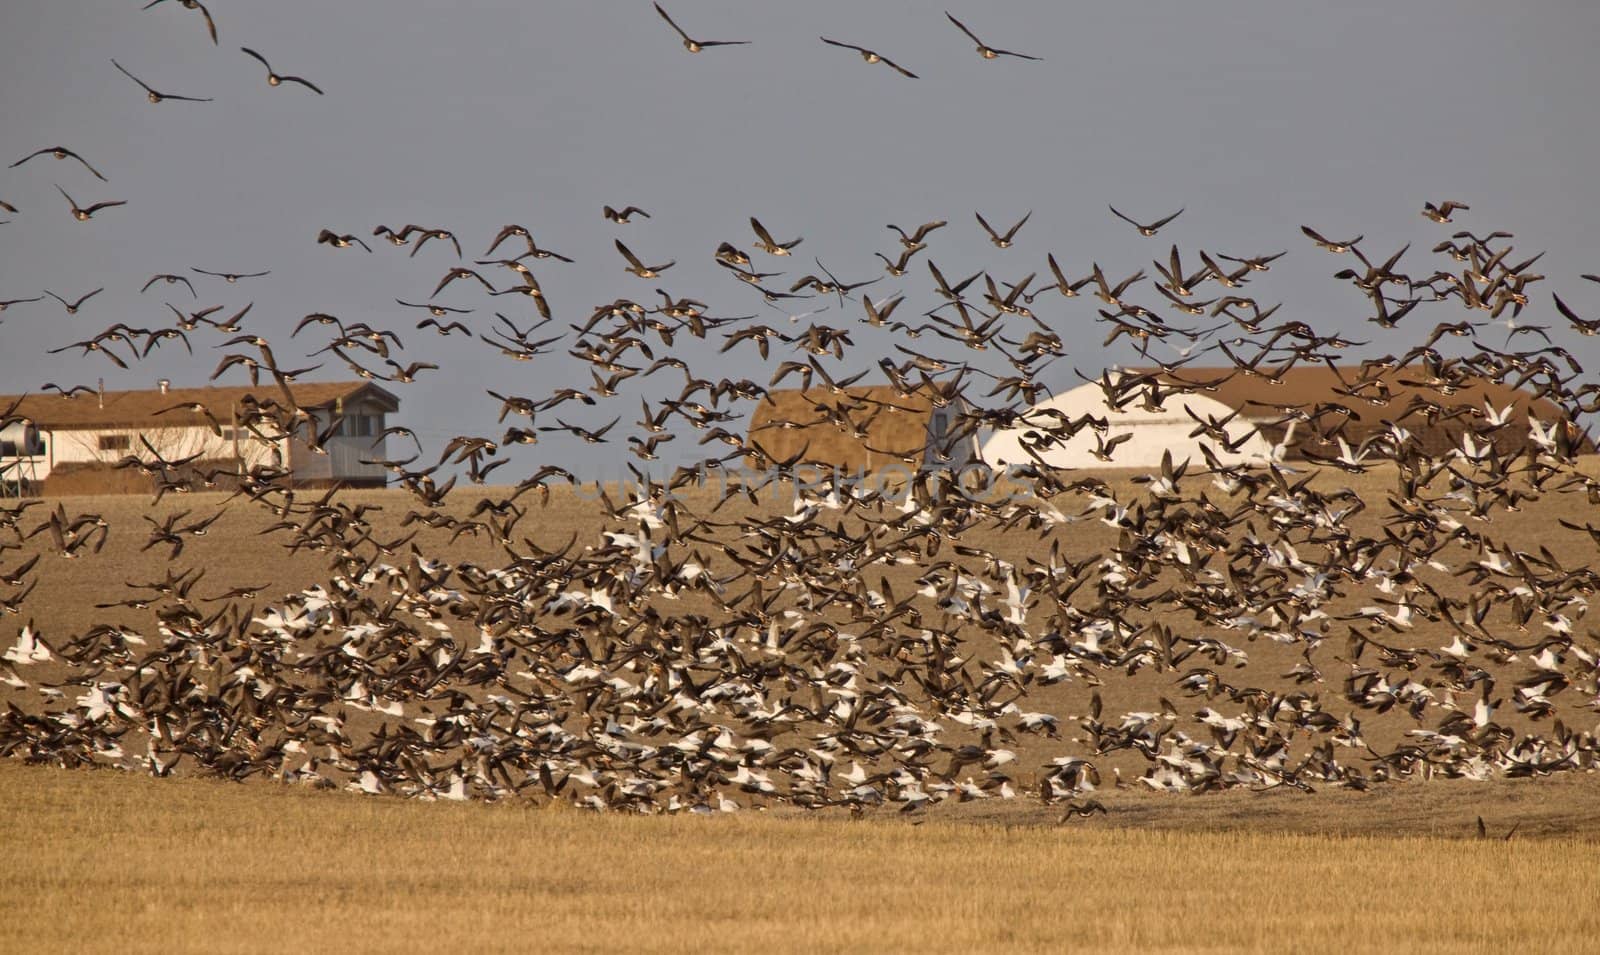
4, 760, 1599, 955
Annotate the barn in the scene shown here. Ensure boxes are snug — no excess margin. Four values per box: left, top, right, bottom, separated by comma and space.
977, 365, 1584, 472
745, 386, 981, 478
0, 380, 400, 496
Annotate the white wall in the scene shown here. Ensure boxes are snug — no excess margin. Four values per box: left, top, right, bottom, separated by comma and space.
979, 385, 1273, 471
3, 423, 291, 484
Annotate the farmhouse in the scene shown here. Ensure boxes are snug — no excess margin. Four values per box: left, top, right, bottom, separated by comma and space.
0, 380, 399, 496
978, 365, 1584, 471
746, 386, 981, 477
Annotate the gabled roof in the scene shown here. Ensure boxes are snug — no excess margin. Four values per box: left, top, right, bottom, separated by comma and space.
0, 381, 399, 431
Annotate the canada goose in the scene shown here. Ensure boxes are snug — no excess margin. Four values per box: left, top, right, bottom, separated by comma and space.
142, 0, 217, 44
875, 247, 918, 276
886, 219, 947, 248
1553, 294, 1600, 336
1057, 799, 1108, 821
408, 228, 462, 259
820, 37, 918, 78
111, 59, 212, 103
484, 223, 572, 260
975, 209, 1030, 248
429, 267, 496, 298
749, 216, 802, 256
714, 241, 751, 267
603, 205, 651, 224
55, 185, 125, 221
141, 273, 196, 297
46, 335, 129, 368
1421, 200, 1469, 223
0, 295, 43, 312
540, 416, 621, 444
1153, 244, 1212, 296
1109, 204, 1184, 236
614, 239, 675, 278
1032, 252, 1092, 300
316, 229, 372, 251
1090, 263, 1146, 306
1215, 249, 1285, 271
653, 3, 750, 52
396, 298, 472, 317
192, 267, 271, 283
1300, 225, 1362, 253
42, 287, 104, 314
944, 12, 1041, 60
9, 146, 108, 181
240, 47, 324, 94
488, 277, 552, 319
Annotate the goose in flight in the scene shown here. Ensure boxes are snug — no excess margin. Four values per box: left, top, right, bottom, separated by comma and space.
3, 624, 50, 665
1421, 200, 1469, 224
240, 47, 325, 94
615, 239, 675, 278
653, 4, 750, 52
9, 146, 108, 182
56, 185, 125, 221
750, 217, 802, 256
944, 12, 1041, 60
142, 0, 217, 45
192, 267, 271, 283
43, 287, 105, 314
141, 273, 197, 297
1109, 204, 1184, 237
886, 219, 946, 249
603, 205, 651, 224
112, 59, 212, 103
975, 210, 1031, 248
317, 229, 372, 252
1300, 225, 1362, 253
820, 37, 918, 78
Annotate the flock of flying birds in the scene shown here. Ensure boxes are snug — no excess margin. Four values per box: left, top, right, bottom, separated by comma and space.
4, 5, 1600, 818
657, 5, 1044, 76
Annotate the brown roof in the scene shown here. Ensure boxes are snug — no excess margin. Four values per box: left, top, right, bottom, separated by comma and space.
1136, 365, 1569, 421
746, 386, 940, 472
1128, 364, 1584, 457
1, 381, 398, 431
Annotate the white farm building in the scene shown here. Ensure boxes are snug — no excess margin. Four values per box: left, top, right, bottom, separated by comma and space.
0, 380, 399, 495
978, 378, 1274, 471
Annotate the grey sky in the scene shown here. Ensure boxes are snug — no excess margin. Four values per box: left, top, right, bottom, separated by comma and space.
2, 1, 1598, 477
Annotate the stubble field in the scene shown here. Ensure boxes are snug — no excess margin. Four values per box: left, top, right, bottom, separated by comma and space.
5, 462, 1600, 952
5, 760, 1599, 954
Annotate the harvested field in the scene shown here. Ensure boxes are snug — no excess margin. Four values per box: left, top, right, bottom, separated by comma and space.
4, 456, 1600, 818
5, 760, 1599, 955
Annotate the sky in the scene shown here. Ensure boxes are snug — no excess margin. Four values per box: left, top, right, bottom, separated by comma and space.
2, 1, 1598, 479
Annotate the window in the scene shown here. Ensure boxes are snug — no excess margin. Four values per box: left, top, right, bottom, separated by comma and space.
98, 434, 131, 452
354, 415, 374, 438
931, 413, 948, 438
